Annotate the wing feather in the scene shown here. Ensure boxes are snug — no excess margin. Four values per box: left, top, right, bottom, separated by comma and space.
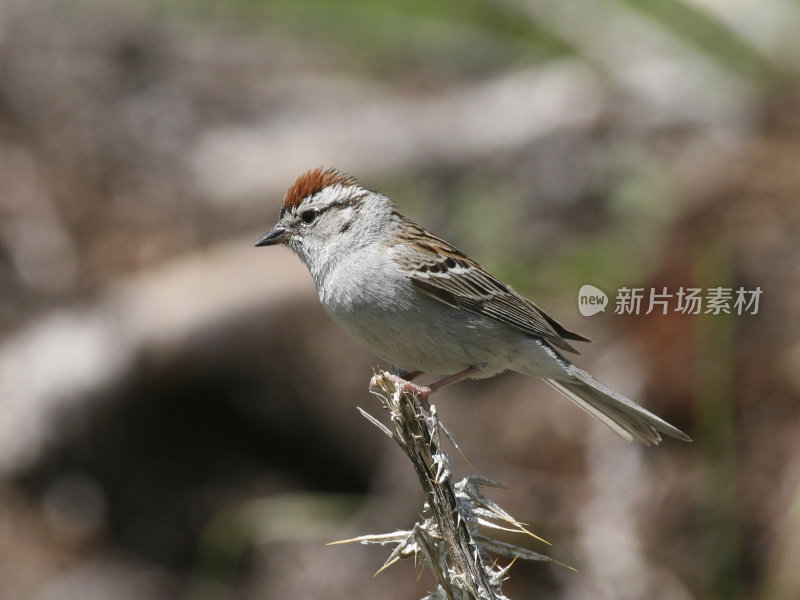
393, 218, 589, 353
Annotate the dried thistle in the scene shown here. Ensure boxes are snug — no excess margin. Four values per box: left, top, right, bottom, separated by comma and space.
332, 370, 564, 600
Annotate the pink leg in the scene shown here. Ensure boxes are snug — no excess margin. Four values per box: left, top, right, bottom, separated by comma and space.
383, 374, 433, 403
428, 365, 481, 392
378, 365, 481, 409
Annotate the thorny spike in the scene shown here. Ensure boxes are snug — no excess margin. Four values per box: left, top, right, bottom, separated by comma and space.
333, 370, 566, 599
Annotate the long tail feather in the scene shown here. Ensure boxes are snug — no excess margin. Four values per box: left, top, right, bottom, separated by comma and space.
546, 365, 690, 446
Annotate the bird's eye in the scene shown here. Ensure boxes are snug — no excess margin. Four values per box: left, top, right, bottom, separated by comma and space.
301, 210, 317, 224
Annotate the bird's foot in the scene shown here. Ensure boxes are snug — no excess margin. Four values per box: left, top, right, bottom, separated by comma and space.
370, 365, 483, 410
370, 372, 432, 410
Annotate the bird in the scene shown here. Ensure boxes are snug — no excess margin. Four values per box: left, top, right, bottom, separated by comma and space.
256, 167, 690, 445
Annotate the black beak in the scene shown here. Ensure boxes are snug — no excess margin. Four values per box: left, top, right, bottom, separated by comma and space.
255, 226, 289, 247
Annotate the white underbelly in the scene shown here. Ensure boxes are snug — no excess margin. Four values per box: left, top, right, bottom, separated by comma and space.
325, 293, 519, 377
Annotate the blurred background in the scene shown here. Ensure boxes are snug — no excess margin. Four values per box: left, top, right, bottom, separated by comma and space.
1, 0, 799, 598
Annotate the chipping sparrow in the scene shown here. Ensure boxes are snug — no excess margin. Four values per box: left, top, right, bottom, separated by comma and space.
256, 167, 690, 445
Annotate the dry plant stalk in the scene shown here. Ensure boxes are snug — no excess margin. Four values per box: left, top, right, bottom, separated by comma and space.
333, 370, 557, 600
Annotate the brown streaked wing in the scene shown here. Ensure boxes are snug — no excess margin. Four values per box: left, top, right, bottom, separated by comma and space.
394, 222, 588, 353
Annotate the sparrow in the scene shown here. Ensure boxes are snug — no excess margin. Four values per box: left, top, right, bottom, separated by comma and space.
256, 167, 690, 445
